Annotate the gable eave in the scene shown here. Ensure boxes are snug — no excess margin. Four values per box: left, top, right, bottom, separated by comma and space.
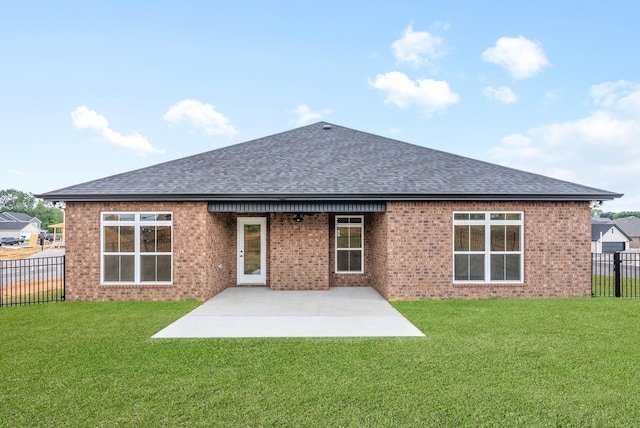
38, 191, 623, 204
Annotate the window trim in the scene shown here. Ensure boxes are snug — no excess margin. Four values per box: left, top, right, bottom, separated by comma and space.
452, 211, 524, 284
101, 211, 173, 285
335, 215, 364, 274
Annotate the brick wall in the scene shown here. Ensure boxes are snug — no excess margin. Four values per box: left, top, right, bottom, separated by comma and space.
367, 212, 388, 295
209, 212, 235, 295
65, 200, 592, 301
269, 213, 329, 290
382, 201, 592, 300
65, 201, 223, 301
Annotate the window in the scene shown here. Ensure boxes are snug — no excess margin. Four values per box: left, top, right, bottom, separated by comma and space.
101, 212, 172, 284
335, 216, 364, 273
453, 212, 523, 283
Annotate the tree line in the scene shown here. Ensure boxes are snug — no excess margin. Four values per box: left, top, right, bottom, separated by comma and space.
0, 189, 63, 229
591, 209, 640, 220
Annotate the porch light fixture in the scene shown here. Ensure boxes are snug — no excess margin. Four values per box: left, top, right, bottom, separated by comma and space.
293, 213, 303, 222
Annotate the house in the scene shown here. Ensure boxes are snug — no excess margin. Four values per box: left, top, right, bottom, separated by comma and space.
591, 223, 630, 253
39, 122, 622, 301
0, 212, 42, 241
610, 217, 640, 249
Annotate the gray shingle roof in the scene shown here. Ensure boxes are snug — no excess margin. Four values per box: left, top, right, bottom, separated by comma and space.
591, 223, 630, 241
611, 217, 640, 237
0, 212, 33, 222
39, 122, 622, 202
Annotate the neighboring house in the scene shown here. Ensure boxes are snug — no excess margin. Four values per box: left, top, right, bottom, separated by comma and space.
610, 217, 640, 249
0, 212, 42, 240
591, 223, 630, 253
39, 122, 622, 301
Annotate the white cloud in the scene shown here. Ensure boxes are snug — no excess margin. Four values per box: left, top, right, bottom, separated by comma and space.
370, 71, 459, 116
7, 169, 24, 175
391, 24, 444, 67
488, 81, 640, 211
589, 80, 631, 107
544, 90, 560, 104
588, 80, 640, 115
163, 99, 236, 137
292, 104, 332, 126
71, 106, 164, 156
482, 36, 550, 79
484, 86, 518, 103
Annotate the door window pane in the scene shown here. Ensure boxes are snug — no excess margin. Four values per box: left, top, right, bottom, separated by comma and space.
244, 224, 261, 275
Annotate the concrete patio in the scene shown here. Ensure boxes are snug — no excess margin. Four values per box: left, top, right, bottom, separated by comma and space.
152, 287, 425, 338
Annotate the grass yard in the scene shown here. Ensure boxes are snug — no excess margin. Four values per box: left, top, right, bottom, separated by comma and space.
1, 298, 640, 427
592, 274, 640, 297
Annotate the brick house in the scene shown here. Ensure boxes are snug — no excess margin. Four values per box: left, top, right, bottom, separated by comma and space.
591, 223, 630, 253
39, 122, 621, 301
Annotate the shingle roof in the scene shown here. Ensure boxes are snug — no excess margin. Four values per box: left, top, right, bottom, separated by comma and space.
591, 223, 631, 241
39, 122, 622, 203
611, 217, 640, 237
0, 212, 35, 222
0, 222, 31, 232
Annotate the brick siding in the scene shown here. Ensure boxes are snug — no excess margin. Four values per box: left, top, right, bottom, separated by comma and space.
64, 201, 222, 301
64, 200, 591, 301
380, 201, 592, 300
269, 213, 329, 290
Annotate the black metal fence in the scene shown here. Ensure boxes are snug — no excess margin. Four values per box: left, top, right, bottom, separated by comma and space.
0, 256, 65, 307
592, 252, 640, 297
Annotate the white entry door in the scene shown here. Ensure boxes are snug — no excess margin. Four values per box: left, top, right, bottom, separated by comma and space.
237, 217, 267, 285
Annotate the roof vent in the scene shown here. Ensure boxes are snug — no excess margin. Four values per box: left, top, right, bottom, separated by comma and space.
323, 124, 332, 130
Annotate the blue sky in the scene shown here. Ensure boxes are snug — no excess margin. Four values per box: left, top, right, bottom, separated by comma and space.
2, 1, 639, 211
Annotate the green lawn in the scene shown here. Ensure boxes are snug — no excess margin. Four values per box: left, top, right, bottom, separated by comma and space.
592, 274, 640, 297
2, 298, 640, 427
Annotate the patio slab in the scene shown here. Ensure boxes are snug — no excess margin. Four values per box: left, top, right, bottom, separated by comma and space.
152, 287, 425, 338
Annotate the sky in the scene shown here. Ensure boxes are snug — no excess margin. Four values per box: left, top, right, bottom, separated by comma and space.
1, 1, 639, 211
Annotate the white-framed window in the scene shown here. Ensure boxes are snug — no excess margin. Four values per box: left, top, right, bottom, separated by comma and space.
335, 215, 364, 274
101, 212, 173, 284
453, 212, 523, 283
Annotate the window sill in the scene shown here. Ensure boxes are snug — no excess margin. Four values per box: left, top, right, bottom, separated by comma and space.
100, 283, 174, 287
453, 282, 524, 288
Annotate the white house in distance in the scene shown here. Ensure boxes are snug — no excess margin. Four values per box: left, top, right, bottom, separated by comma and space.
591, 222, 630, 253
608, 217, 640, 249
0, 212, 41, 240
